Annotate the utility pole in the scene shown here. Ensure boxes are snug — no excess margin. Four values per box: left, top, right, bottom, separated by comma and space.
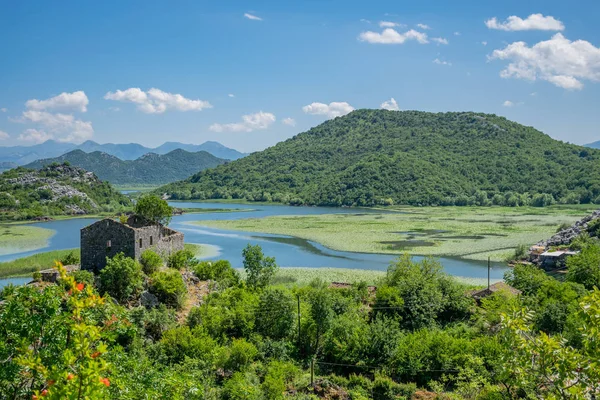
310, 357, 314, 387
488, 256, 491, 290
297, 295, 301, 349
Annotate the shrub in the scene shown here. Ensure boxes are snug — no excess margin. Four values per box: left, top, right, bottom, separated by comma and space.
255, 289, 295, 340
159, 326, 218, 364
218, 338, 258, 372
140, 249, 163, 275
193, 259, 240, 287
129, 304, 177, 342
99, 253, 144, 303
149, 269, 187, 309
60, 251, 80, 265
223, 371, 262, 400
70, 269, 95, 286
167, 249, 196, 270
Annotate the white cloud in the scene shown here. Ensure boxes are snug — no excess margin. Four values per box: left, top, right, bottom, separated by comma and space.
17, 110, 93, 143
228, 94, 235, 98
380, 98, 399, 111
485, 13, 564, 31
210, 111, 275, 133
104, 87, 212, 113
481, 41, 488, 46
358, 28, 428, 44
108, 107, 120, 112
244, 13, 262, 21
530, 92, 537, 96
503, 100, 514, 107
432, 37, 449, 45
25, 91, 89, 113
417, 23, 431, 30
18, 128, 53, 144
302, 102, 355, 119
360, 19, 371, 24
282, 117, 296, 126
489, 33, 600, 90
454, 32, 461, 36
0, 130, 9, 140
379, 21, 398, 28
433, 58, 452, 66
0, 108, 7, 113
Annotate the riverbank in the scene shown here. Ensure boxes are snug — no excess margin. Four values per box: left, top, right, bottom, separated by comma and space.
0, 249, 78, 278
196, 205, 593, 262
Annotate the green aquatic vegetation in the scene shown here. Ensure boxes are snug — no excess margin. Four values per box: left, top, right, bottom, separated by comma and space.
0, 224, 54, 255
197, 206, 589, 261
0, 249, 80, 277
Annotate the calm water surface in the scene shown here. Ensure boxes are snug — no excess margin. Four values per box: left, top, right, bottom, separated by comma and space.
0, 202, 509, 288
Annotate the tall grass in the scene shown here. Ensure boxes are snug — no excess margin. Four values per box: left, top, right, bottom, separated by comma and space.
0, 249, 80, 278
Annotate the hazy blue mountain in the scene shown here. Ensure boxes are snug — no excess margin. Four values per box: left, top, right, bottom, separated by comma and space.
24, 149, 227, 185
586, 141, 600, 149
0, 140, 245, 165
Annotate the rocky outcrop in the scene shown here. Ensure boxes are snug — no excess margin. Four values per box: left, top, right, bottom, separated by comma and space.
536, 209, 600, 248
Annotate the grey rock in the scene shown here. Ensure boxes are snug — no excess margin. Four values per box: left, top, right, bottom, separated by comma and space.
140, 291, 159, 308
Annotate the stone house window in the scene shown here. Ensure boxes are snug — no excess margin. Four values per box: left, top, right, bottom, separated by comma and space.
139, 238, 143, 248
106, 240, 111, 252
150, 236, 153, 246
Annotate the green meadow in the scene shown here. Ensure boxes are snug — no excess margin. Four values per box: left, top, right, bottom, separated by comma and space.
0, 249, 79, 278
196, 205, 595, 262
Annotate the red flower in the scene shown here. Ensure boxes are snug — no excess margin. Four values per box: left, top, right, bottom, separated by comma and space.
76, 283, 84, 291
100, 377, 110, 387
32, 396, 38, 400
91, 351, 101, 359
47, 380, 55, 386
41, 390, 48, 397
67, 373, 74, 380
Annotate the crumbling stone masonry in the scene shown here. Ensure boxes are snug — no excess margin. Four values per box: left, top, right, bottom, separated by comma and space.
80, 215, 184, 271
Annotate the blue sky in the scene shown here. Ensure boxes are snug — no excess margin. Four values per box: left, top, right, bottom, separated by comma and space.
0, 0, 599, 152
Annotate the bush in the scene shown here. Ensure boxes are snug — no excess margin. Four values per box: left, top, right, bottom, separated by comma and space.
218, 338, 258, 372
60, 251, 80, 265
193, 259, 240, 287
70, 269, 95, 286
129, 304, 177, 342
140, 249, 163, 275
167, 249, 197, 270
99, 253, 144, 303
243, 244, 278, 290
149, 269, 187, 309
159, 326, 218, 364
223, 371, 262, 400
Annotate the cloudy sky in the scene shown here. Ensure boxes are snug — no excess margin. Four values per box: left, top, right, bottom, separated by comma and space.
1, 0, 599, 152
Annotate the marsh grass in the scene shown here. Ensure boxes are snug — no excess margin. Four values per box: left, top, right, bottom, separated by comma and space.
0, 249, 80, 278
197, 206, 593, 262
0, 225, 54, 255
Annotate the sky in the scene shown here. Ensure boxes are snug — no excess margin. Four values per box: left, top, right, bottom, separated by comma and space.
0, 0, 599, 152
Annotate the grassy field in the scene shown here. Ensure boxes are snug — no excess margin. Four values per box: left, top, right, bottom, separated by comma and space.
196, 205, 596, 262
0, 249, 79, 278
0, 224, 54, 255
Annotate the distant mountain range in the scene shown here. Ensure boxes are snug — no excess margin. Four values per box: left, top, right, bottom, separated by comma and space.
586, 141, 600, 149
24, 149, 227, 185
0, 140, 246, 169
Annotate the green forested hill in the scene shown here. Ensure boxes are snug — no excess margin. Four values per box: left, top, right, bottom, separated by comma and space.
25, 149, 227, 185
158, 110, 600, 206
0, 164, 130, 219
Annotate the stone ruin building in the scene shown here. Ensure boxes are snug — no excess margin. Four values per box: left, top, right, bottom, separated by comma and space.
81, 215, 184, 271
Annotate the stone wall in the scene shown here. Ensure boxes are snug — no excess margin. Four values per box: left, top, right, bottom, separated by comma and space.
81, 219, 136, 271
133, 225, 184, 260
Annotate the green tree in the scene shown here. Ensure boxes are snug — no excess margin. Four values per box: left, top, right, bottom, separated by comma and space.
99, 253, 144, 303
148, 269, 187, 309
242, 244, 278, 290
255, 289, 295, 340
140, 249, 163, 275
566, 244, 600, 289
134, 194, 173, 225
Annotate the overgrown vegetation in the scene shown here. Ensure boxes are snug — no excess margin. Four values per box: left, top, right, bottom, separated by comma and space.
2, 243, 600, 398
158, 110, 600, 207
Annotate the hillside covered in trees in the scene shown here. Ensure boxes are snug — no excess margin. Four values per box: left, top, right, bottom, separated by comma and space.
25, 149, 227, 186
0, 164, 130, 220
159, 110, 600, 207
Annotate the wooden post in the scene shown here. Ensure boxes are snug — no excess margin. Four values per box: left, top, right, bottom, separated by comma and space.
310, 357, 314, 387
297, 295, 301, 349
488, 256, 491, 290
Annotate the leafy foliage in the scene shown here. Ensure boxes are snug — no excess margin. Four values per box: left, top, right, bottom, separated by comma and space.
158, 110, 600, 206
140, 249, 163, 275
134, 194, 173, 225
99, 253, 144, 303
243, 244, 278, 290
148, 269, 187, 309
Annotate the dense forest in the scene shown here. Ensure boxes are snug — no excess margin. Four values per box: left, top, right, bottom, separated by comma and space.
0, 163, 130, 220
2, 239, 600, 399
24, 149, 227, 186
158, 110, 600, 207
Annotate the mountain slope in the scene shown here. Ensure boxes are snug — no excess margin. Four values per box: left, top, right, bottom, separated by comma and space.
0, 164, 130, 220
24, 149, 227, 185
0, 140, 245, 165
157, 110, 600, 206
586, 140, 600, 149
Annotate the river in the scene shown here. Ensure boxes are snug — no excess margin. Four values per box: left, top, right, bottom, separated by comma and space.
0, 201, 509, 288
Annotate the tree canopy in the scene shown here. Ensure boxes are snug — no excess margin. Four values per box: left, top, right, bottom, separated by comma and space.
134, 194, 173, 225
